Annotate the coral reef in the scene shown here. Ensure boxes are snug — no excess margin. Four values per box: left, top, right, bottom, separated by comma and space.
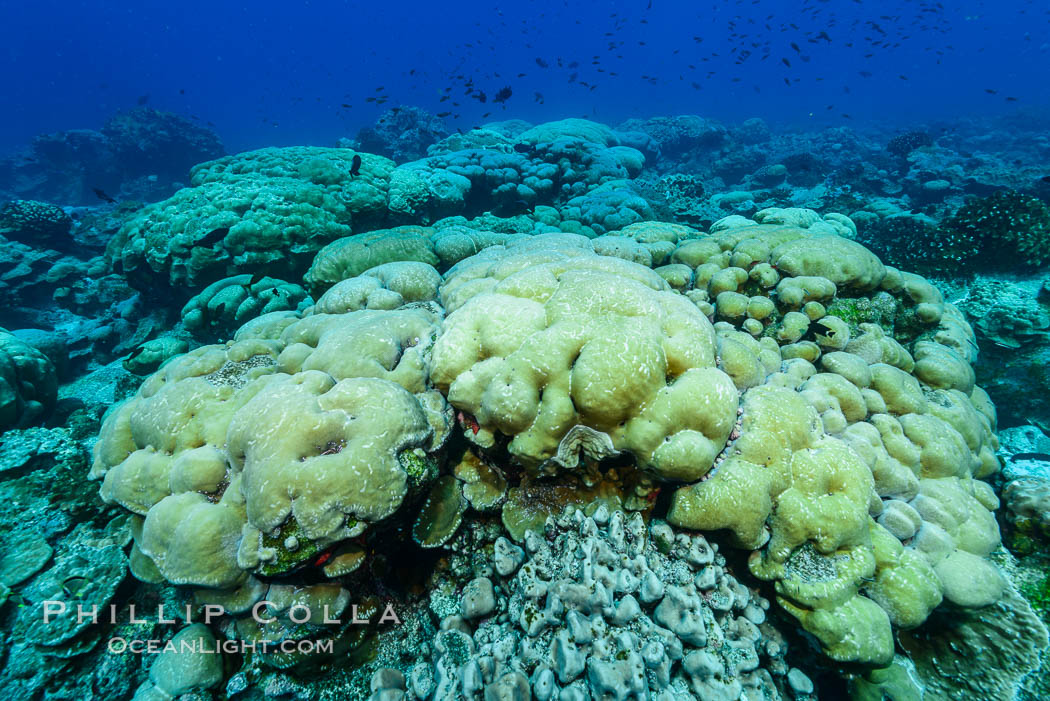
6, 112, 1050, 701
854, 585, 1048, 700
370, 506, 803, 700
887, 131, 934, 159
938, 190, 1050, 271
944, 274, 1050, 428
93, 207, 1011, 673
101, 108, 225, 188
108, 146, 394, 292
618, 115, 727, 161
0, 108, 223, 205
181, 273, 312, 342
0, 329, 58, 431
0, 200, 73, 249
356, 106, 450, 163
107, 119, 657, 296
853, 214, 950, 275
661, 220, 1002, 665
0, 198, 165, 382
430, 234, 734, 479
90, 303, 452, 590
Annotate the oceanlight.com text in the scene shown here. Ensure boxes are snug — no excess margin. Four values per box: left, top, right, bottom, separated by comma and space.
106, 637, 335, 655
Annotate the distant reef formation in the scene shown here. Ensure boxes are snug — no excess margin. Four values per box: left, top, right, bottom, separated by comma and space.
0, 108, 224, 206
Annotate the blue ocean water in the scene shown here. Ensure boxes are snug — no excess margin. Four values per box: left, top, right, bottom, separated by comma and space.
2, 0, 1047, 154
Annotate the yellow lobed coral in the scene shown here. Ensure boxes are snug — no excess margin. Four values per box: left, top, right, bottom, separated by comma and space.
661, 218, 1002, 664
92, 210, 1010, 670
311, 261, 441, 315
430, 234, 739, 480
91, 305, 450, 590
304, 226, 439, 295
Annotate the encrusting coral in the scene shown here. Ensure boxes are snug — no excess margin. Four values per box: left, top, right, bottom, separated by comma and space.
370, 506, 803, 700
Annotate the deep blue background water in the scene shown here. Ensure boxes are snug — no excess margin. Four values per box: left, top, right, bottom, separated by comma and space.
2, 0, 1048, 154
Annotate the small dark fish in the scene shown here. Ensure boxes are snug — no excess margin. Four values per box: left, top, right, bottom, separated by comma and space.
535, 57, 548, 68
1011, 452, 1050, 462
247, 273, 265, 288
437, 111, 452, 118
136, 94, 150, 105
92, 187, 117, 203
1040, 176, 1050, 184
349, 154, 362, 177
125, 346, 146, 361
513, 143, 532, 154
984, 88, 997, 94
62, 576, 91, 598
493, 86, 512, 103
198, 226, 230, 246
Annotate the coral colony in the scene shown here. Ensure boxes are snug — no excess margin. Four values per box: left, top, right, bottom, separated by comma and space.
2, 6, 1050, 698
